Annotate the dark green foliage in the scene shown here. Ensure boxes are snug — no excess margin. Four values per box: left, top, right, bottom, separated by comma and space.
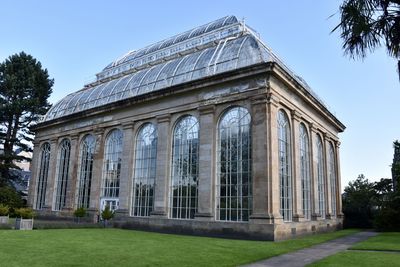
0, 204, 9, 216
101, 205, 114, 221
0, 52, 53, 186
392, 140, 400, 190
333, 0, 400, 80
74, 207, 87, 223
14, 207, 34, 219
343, 174, 377, 228
74, 207, 87, 218
374, 191, 400, 230
343, 172, 400, 230
0, 186, 23, 210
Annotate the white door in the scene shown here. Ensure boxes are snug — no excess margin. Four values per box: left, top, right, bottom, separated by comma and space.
100, 198, 119, 212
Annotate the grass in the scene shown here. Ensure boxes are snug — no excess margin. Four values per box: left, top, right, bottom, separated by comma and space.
309, 232, 400, 267
0, 228, 358, 267
309, 251, 400, 267
351, 232, 400, 252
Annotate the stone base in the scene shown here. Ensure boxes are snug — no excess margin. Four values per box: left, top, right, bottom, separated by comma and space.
15, 218, 33, 230
0, 215, 9, 224
113, 215, 343, 241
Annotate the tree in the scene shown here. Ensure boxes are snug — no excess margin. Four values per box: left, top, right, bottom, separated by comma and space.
333, 0, 400, 80
392, 140, 400, 190
342, 174, 377, 228
0, 52, 53, 186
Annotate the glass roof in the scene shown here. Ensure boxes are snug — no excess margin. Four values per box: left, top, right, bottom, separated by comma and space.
43, 16, 325, 122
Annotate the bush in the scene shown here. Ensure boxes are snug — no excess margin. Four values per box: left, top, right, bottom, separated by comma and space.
101, 205, 114, 221
0, 186, 23, 209
0, 204, 9, 216
74, 207, 87, 218
15, 208, 34, 219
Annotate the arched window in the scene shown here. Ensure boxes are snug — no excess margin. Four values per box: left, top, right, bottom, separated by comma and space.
329, 143, 337, 217
278, 110, 292, 222
217, 107, 252, 222
35, 142, 51, 210
132, 123, 157, 217
316, 135, 326, 219
170, 115, 199, 219
299, 124, 311, 220
101, 129, 123, 201
54, 139, 71, 211
77, 134, 95, 209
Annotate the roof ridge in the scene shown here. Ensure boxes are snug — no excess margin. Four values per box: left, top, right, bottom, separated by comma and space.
95, 16, 240, 83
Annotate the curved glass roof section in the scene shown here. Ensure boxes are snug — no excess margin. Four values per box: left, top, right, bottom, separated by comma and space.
44, 16, 325, 122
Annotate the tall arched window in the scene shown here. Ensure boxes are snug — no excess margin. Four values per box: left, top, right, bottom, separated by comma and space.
299, 124, 311, 220
35, 142, 51, 210
132, 123, 157, 217
316, 135, 326, 219
77, 134, 95, 208
54, 139, 71, 211
101, 129, 123, 201
170, 115, 199, 219
278, 110, 292, 222
217, 107, 252, 222
329, 143, 337, 217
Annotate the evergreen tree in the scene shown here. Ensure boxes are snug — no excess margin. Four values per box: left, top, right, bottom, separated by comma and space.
0, 52, 53, 186
333, 0, 400, 80
392, 140, 400, 190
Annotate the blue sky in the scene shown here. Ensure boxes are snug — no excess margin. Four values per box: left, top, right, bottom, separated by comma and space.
1, 0, 398, 190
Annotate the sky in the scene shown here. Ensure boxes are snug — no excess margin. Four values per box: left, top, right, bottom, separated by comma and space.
1, 0, 398, 191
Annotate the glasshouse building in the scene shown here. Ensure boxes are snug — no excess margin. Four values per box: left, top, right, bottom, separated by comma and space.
28, 16, 345, 240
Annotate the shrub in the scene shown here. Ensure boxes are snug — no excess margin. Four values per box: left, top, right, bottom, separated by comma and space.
0, 204, 9, 216
0, 186, 23, 209
101, 205, 114, 221
15, 208, 34, 219
74, 207, 87, 218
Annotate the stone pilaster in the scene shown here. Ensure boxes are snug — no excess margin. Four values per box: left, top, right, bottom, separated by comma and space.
65, 135, 79, 211
309, 123, 319, 220
249, 97, 270, 223
117, 122, 135, 216
89, 128, 105, 211
324, 135, 333, 219
195, 105, 215, 220
266, 93, 282, 223
28, 141, 40, 209
291, 110, 303, 222
151, 114, 171, 217
44, 139, 58, 211
335, 141, 343, 218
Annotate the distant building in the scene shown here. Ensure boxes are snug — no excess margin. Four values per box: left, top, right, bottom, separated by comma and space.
12, 150, 32, 198
28, 16, 345, 240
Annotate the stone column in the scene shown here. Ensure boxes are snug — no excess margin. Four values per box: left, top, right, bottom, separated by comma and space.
324, 135, 332, 219
151, 114, 171, 217
28, 141, 40, 208
116, 122, 135, 217
335, 141, 344, 218
291, 110, 303, 221
65, 135, 79, 211
89, 128, 105, 211
266, 93, 282, 223
195, 105, 215, 220
44, 138, 58, 211
309, 124, 319, 220
249, 97, 270, 223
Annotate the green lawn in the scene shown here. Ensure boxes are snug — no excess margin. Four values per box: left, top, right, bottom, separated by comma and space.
351, 232, 400, 252
309, 232, 400, 267
309, 251, 400, 267
0, 228, 358, 267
